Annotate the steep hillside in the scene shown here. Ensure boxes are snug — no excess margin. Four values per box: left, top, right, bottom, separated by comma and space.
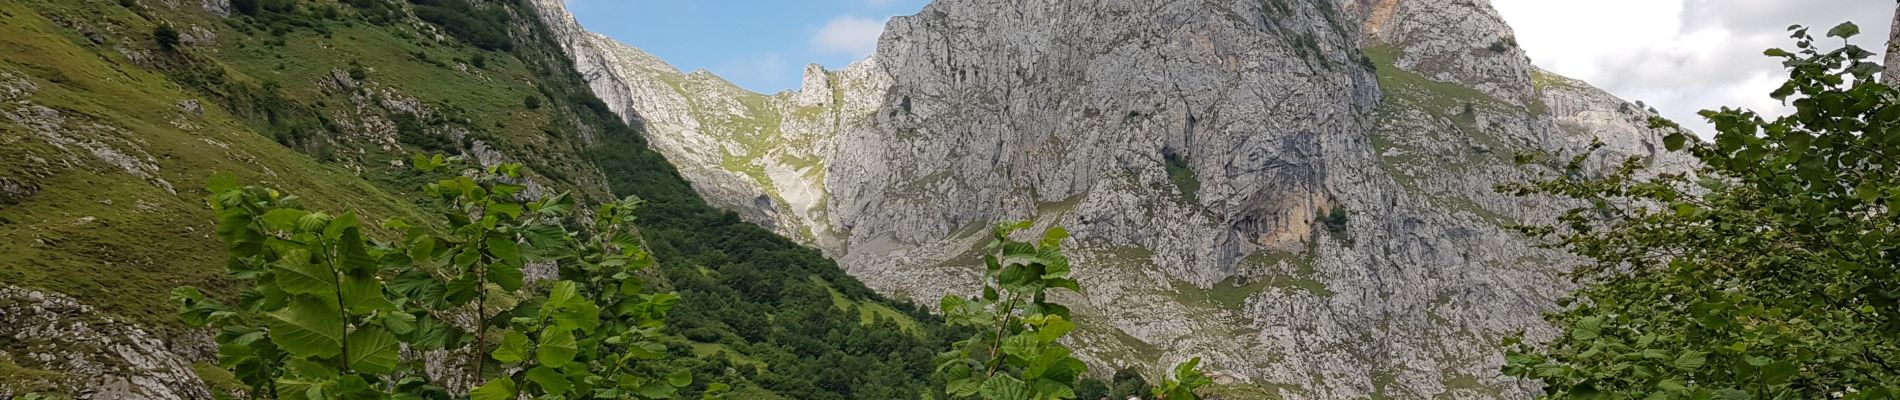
0, 0, 950, 398
540, 0, 1688, 398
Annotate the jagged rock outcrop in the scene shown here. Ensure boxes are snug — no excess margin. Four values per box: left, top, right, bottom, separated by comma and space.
0, 286, 213, 400
1886, 3, 1900, 86
532, 0, 1687, 397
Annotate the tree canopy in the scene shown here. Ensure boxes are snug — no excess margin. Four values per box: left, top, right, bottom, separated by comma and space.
1501, 22, 1900, 399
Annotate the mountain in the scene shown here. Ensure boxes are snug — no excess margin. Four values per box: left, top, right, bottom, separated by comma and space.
0, 0, 950, 398
530, 0, 1690, 398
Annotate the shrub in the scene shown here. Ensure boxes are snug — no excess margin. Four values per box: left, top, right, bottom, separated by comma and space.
154, 24, 180, 50
523, 94, 542, 110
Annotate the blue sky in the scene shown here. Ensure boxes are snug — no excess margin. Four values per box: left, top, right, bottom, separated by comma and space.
565, 0, 930, 94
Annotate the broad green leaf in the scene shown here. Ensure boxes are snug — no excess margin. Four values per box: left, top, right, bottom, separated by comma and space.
383, 312, 418, 336
1001, 333, 1040, 359
1039, 226, 1069, 248
486, 234, 522, 267
1664, 132, 1687, 151
486, 261, 525, 292
492, 330, 532, 364
526, 366, 572, 396
667, 369, 692, 388
1037, 316, 1074, 343
550, 295, 600, 334
1571, 316, 1602, 341
261, 208, 310, 231
267, 297, 345, 358
469, 377, 517, 400
979, 375, 1031, 400
345, 326, 402, 374
339, 272, 398, 315
1760, 361, 1797, 384
1826, 21, 1860, 38
537, 328, 579, 368
1673, 351, 1706, 371
324, 211, 359, 240
945, 378, 981, 397
336, 227, 377, 274
273, 249, 336, 296
625, 340, 667, 360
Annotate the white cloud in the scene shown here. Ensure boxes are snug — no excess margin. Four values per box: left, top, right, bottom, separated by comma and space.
810, 15, 887, 58
1492, 0, 1891, 137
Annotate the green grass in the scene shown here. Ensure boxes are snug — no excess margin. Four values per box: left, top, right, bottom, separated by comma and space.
0, 2, 437, 329
1163, 151, 1200, 204
810, 276, 924, 335
676, 338, 767, 372
0, 356, 65, 395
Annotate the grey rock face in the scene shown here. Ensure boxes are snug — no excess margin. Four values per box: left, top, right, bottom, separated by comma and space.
1886, 3, 1899, 86
532, 0, 1685, 397
0, 286, 212, 400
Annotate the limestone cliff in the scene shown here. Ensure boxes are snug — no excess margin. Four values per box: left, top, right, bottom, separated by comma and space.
532, 0, 1686, 397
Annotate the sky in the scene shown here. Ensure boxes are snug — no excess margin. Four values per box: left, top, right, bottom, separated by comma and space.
565, 0, 929, 94
1491, 0, 1892, 136
567, 0, 1893, 135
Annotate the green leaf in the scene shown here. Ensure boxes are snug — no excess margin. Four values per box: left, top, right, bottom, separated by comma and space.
1037, 316, 1074, 343
979, 375, 1032, 400
267, 297, 345, 358
945, 378, 982, 397
526, 366, 571, 396
1673, 351, 1706, 371
1760, 361, 1797, 384
486, 234, 522, 267
469, 377, 517, 400
667, 369, 692, 388
273, 249, 337, 296
1571, 316, 1602, 341
486, 261, 525, 293
383, 312, 418, 336
1001, 333, 1040, 359
345, 325, 402, 374
323, 211, 359, 240
1826, 21, 1860, 38
1039, 226, 1069, 248
536, 328, 579, 368
1663, 132, 1687, 151
625, 340, 667, 360
261, 209, 310, 231
339, 272, 398, 315
492, 330, 532, 364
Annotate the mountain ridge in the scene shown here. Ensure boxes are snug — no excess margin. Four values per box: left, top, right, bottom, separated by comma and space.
533, 0, 1689, 397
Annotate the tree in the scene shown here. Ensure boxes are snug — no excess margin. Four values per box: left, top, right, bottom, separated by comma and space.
177, 155, 709, 399
935, 222, 1088, 400
1498, 22, 1900, 399
154, 24, 180, 51
935, 222, 1208, 400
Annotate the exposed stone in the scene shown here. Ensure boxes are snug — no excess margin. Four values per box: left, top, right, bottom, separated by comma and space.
1886, 3, 1900, 86
0, 286, 212, 399
532, 0, 1690, 397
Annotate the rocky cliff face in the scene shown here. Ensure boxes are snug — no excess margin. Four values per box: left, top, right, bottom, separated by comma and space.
533, 0, 1684, 397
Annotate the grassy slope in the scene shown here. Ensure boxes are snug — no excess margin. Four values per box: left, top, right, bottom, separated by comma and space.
1, 0, 951, 397
0, 0, 436, 329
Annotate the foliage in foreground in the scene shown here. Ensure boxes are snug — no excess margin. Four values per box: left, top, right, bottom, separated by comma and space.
176, 156, 712, 399
1499, 22, 1900, 399
935, 222, 1209, 400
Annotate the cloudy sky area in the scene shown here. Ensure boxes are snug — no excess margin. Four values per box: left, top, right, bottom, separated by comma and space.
573, 0, 1892, 135
1492, 0, 1891, 135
